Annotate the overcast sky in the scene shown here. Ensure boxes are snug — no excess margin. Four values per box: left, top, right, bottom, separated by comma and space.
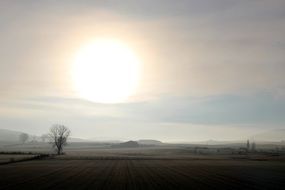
1, 0, 285, 141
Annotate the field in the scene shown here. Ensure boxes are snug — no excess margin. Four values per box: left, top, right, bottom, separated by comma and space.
1, 151, 285, 189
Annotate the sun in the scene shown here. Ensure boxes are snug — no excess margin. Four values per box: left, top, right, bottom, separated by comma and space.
72, 39, 141, 103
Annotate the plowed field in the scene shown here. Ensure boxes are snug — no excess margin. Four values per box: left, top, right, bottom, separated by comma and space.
1, 158, 285, 189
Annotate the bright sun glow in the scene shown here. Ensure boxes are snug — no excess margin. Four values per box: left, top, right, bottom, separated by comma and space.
72, 39, 141, 103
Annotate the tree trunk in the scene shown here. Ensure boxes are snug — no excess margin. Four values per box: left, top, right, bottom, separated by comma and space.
57, 146, 61, 155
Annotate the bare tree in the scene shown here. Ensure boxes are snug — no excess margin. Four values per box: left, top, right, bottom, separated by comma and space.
48, 124, 71, 155
19, 133, 29, 144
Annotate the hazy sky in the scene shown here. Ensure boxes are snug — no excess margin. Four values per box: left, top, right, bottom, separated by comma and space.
1, 0, 285, 141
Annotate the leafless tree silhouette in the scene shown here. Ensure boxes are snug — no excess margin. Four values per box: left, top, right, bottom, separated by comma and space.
48, 124, 71, 155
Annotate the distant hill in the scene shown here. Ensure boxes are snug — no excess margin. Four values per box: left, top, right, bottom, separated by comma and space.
0, 128, 90, 143
253, 129, 285, 141
0, 129, 25, 142
137, 139, 163, 145
112, 141, 140, 148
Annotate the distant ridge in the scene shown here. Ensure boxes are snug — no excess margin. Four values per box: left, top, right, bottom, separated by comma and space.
112, 141, 140, 148
0, 128, 89, 143
137, 139, 163, 145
